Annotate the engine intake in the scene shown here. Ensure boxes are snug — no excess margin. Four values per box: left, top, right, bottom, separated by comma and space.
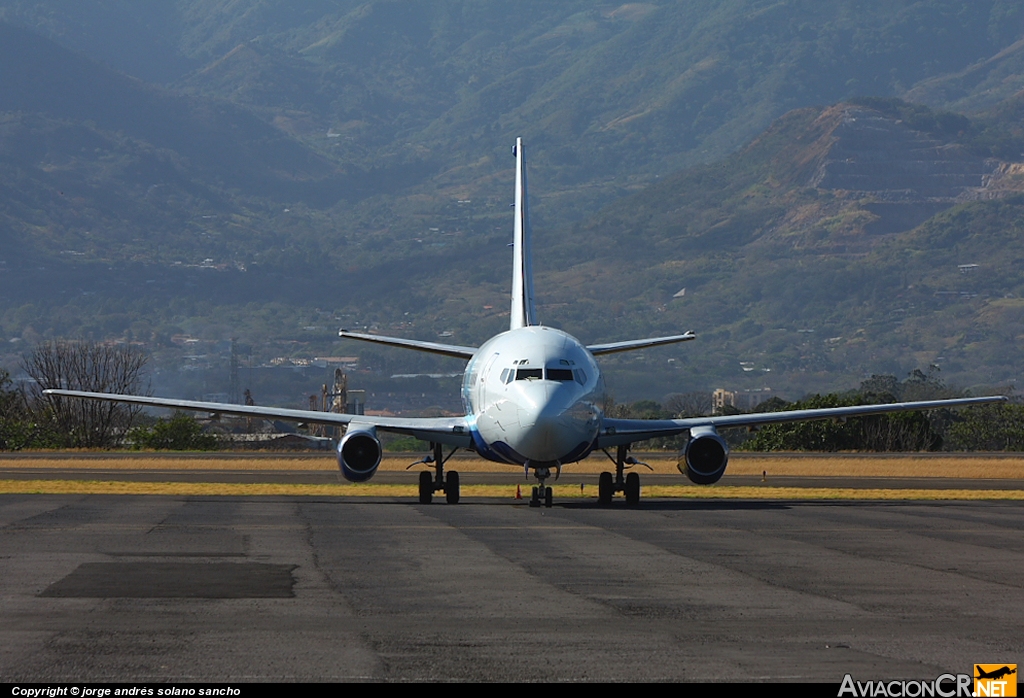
679, 426, 729, 484
338, 424, 382, 482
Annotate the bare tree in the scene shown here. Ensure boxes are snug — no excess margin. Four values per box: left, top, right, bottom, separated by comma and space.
24, 340, 148, 448
663, 391, 712, 418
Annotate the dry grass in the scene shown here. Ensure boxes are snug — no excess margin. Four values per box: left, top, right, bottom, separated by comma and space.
1, 480, 1022, 500
0, 456, 338, 471
3, 453, 1024, 479
722, 456, 1024, 479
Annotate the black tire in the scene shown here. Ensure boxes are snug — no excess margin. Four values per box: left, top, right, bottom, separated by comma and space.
529, 486, 540, 507
446, 470, 460, 504
625, 472, 640, 505
419, 471, 433, 504
598, 472, 613, 505
544, 486, 553, 508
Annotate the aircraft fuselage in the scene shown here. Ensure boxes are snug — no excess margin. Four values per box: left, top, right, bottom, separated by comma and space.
463, 326, 606, 467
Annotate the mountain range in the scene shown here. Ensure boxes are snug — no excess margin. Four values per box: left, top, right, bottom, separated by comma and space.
2, 1, 1024, 403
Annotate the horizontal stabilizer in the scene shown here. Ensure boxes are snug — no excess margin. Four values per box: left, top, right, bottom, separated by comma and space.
587, 332, 696, 356
339, 330, 477, 360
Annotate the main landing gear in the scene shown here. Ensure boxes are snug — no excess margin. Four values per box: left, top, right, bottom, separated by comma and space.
598, 445, 649, 505
414, 442, 460, 504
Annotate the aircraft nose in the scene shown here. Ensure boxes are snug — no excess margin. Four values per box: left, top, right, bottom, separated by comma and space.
515, 382, 555, 429
512, 383, 597, 461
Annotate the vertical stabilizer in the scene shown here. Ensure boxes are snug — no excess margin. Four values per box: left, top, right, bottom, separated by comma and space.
510, 137, 537, 329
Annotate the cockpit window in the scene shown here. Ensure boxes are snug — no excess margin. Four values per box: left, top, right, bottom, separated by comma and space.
574, 369, 587, 385
546, 368, 574, 381
499, 368, 511, 384
515, 368, 543, 380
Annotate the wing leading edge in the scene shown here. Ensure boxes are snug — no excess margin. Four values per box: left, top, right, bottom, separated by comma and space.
338, 330, 477, 360
42, 389, 473, 448
587, 332, 696, 356
596, 395, 1007, 447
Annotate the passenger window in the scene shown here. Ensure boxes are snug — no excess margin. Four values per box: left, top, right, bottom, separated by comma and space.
515, 368, 543, 380
574, 369, 587, 385
546, 368, 574, 381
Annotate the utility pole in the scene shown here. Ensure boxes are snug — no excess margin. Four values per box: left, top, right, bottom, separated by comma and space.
229, 338, 240, 404
243, 389, 255, 433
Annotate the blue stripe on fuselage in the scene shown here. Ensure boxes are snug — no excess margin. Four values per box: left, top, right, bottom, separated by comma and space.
468, 422, 596, 468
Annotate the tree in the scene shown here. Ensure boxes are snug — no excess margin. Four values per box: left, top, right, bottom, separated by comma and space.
130, 412, 218, 451
1, 369, 31, 450
946, 403, 1024, 451
753, 396, 790, 412
663, 391, 712, 418
860, 411, 942, 451
740, 393, 866, 451
738, 392, 941, 452
0, 369, 62, 450
24, 340, 148, 448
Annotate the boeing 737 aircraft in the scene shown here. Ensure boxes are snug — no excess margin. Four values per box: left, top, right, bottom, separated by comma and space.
46, 139, 1005, 507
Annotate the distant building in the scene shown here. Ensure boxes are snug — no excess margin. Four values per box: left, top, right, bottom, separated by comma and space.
713, 387, 772, 412
312, 356, 360, 368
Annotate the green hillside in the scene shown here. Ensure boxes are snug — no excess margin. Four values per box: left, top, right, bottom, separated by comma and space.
3, 2, 1024, 403
533, 98, 1024, 396
4, 2, 1024, 209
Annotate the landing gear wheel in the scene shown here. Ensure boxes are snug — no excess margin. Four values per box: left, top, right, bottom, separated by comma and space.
625, 472, 641, 505
544, 486, 553, 508
529, 486, 541, 508
598, 472, 613, 505
445, 470, 460, 504
419, 471, 433, 504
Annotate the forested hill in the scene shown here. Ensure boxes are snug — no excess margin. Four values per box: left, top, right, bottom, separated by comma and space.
3, 2, 1024, 400
3, 1, 1024, 225
530, 97, 1024, 396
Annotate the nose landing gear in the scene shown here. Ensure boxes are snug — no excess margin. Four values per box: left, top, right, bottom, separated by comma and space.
527, 463, 556, 508
529, 485, 553, 508
415, 442, 460, 504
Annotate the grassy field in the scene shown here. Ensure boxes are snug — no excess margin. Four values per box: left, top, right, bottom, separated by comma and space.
2, 453, 1024, 479
1, 480, 1023, 500
2, 453, 1022, 499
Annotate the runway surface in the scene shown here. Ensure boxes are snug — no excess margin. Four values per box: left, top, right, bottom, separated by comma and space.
1, 494, 1021, 681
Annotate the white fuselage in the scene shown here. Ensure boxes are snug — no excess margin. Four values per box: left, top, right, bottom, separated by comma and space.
462, 325, 606, 466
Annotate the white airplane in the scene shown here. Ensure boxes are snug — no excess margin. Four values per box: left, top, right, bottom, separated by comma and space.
46, 138, 1005, 507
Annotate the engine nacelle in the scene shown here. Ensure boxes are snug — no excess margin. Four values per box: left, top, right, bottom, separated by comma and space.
679, 426, 729, 485
337, 424, 382, 482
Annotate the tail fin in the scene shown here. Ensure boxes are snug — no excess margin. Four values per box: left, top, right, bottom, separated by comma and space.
510, 137, 537, 329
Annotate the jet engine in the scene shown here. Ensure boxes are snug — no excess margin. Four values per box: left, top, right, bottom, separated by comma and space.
678, 426, 729, 484
337, 424, 383, 482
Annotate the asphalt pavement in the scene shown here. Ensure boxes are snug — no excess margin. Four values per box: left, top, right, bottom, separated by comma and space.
1, 494, 1021, 681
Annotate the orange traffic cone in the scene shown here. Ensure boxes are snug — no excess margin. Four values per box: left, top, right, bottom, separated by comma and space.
515, 484, 522, 500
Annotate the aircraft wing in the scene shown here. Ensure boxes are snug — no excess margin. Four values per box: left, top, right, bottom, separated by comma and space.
338, 330, 477, 360
42, 389, 473, 448
587, 332, 696, 356
596, 395, 1006, 447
